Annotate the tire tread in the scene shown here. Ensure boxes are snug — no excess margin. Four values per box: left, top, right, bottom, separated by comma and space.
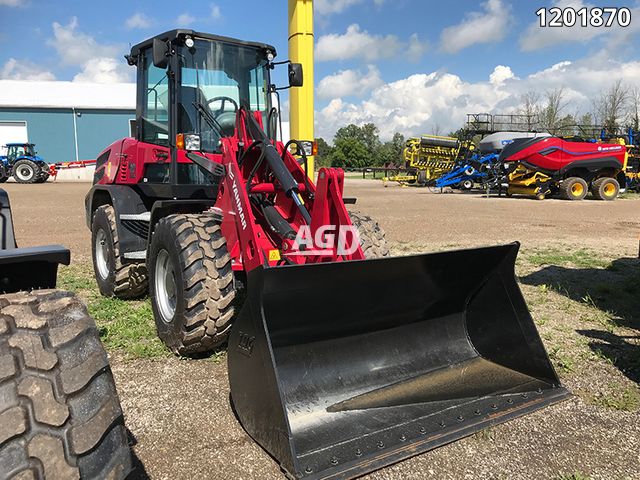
152, 214, 236, 355
0, 290, 132, 480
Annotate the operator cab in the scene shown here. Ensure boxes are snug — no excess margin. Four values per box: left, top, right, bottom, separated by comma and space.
128, 30, 299, 187
5, 143, 36, 162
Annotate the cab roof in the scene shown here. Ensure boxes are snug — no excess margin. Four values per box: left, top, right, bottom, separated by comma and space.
130, 30, 276, 58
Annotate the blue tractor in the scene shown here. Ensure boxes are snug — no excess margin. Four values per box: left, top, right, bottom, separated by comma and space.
0, 143, 50, 184
434, 152, 500, 190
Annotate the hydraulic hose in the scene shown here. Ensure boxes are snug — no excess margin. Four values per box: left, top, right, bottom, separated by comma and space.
244, 111, 312, 224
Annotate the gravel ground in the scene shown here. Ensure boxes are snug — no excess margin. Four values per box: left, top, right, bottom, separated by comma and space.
2, 180, 640, 479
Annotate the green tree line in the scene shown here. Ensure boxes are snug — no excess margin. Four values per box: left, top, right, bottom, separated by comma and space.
315, 123, 405, 169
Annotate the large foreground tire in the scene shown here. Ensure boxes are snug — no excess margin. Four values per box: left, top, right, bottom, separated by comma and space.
0, 290, 132, 479
11, 159, 40, 184
591, 177, 619, 201
559, 177, 588, 200
92, 205, 148, 299
148, 214, 236, 355
349, 211, 389, 258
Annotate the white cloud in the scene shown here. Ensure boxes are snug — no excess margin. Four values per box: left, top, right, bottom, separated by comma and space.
0, 58, 55, 81
48, 17, 121, 66
315, 0, 362, 15
440, 0, 512, 53
315, 0, 385, 15
210, 3, 222, 20
489, 65, 516, 85
316, 24, 426, 62
125, 13, 153, 30
0, 0, 22, 6
315, 56, 640, 141
47, 17, 131, 83
407, 33, 428, 59
177, 13, 195, 27
317, 65, 384, 99
519, 0, 640, 51
73, 57, 130, 83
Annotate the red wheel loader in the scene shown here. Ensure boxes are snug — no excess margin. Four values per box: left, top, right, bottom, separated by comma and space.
85, 30, 569, 479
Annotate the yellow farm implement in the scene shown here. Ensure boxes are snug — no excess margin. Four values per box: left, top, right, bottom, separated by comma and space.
384, 135, 473, 186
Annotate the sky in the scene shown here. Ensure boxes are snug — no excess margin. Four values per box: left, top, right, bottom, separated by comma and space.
1, 0, 640, 140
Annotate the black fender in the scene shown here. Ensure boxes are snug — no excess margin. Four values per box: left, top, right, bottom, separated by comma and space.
148, 199, 217, 246
1, 188, 70, 292
85, 185, 151, 260
1, 188, 17, 249
559, 157, 623, 176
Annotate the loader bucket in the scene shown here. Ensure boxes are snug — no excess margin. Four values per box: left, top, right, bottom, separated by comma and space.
228, 243, 569, 480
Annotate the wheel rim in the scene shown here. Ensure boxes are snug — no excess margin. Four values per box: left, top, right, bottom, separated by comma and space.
571, 182, 584, 197
155, 249, 177, 323
16, 165, 34, 181
95, 228, 110, 280
603, 182, 616, 197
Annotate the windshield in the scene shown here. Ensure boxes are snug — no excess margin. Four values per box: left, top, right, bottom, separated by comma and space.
179, 39, 270, 153
7, 144, 34, 160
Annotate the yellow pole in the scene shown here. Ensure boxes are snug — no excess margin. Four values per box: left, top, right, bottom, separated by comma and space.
288, 0, 314, 179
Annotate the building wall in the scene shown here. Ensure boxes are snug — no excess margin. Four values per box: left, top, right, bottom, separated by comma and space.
0, 108, 134, 163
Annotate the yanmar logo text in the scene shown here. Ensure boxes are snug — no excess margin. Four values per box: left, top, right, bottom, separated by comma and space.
228, 168, 247, 230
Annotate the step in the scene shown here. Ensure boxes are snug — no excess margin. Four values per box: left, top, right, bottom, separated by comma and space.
120, 212, 151, 222
123, 251, 146, 260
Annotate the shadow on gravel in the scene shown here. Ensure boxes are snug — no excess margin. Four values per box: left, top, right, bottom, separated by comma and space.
126, 428, 150, 480
521, 257, 639, 385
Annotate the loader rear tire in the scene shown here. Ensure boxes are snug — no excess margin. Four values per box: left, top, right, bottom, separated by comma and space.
91, 205, 148, 299
560, 177, 588, 200
349, 211, 389, 258
591, 177, 619, 201
0, 290, 132, 480
148, 214, 236, 356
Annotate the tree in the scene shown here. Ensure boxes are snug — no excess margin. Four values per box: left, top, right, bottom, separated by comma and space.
328, 137, 370, 169
361, 123, 382, 156
595, 80, 628, 133
539, 88, 568, 133
315, 137, 333, 168
626, 87, 640, 132
376, 132, 405, 166
334, 125, 364, 144
519, 91, 541, 130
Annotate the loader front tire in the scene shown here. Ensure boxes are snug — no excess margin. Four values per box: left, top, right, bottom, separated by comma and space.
92, 205, 148, 299
148, 214, 236, 356
349, 211, 389, 258
0, 290, 132, 480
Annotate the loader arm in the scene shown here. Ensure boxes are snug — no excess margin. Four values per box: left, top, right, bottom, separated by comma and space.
215, 109, 364, 273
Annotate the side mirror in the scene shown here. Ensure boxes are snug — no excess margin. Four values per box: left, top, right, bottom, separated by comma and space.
152, 38, 169, 69
288, 63, 303, 87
